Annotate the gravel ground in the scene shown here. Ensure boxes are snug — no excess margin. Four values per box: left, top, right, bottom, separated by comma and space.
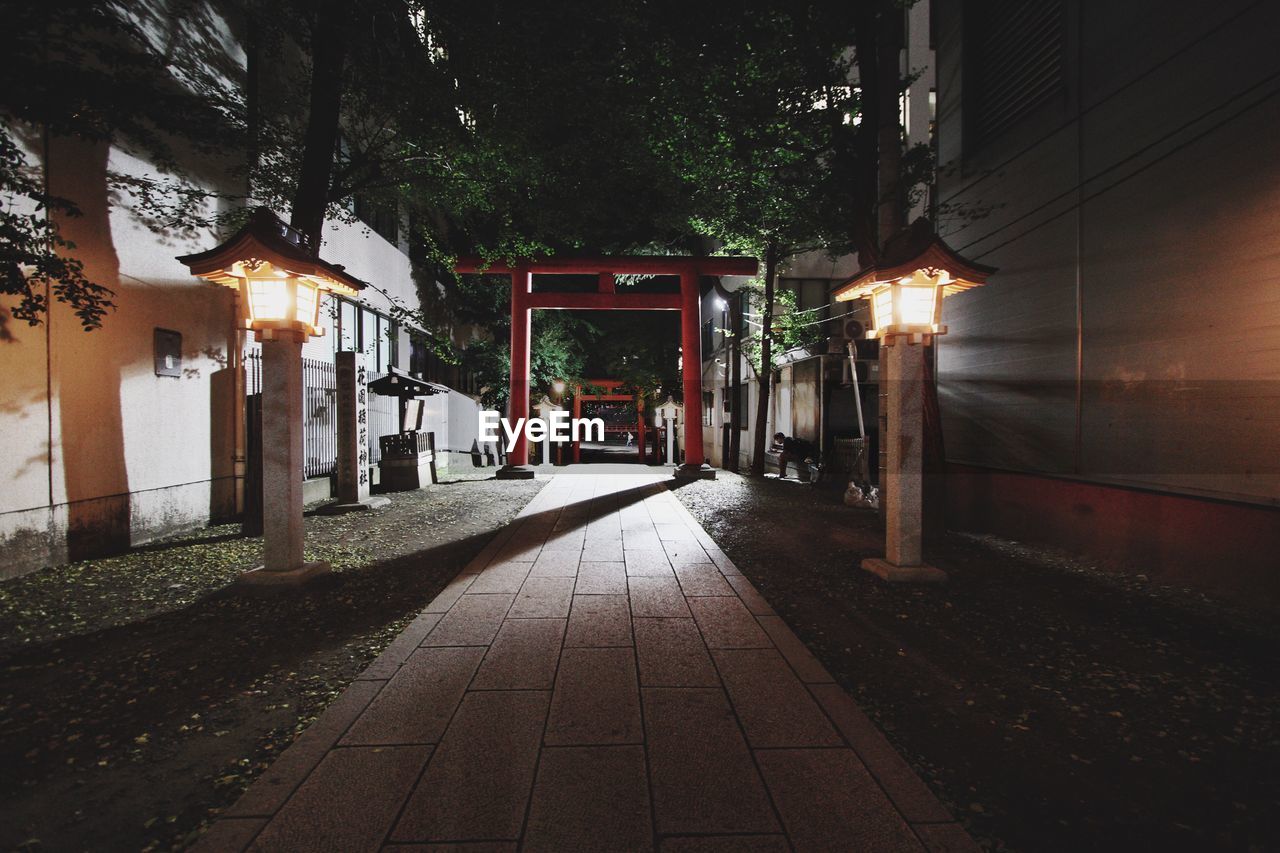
674, 471, 1280, 853
0, 469, 543, 852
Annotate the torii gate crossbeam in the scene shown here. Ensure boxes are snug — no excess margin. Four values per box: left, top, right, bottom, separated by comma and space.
454, 255, 758, 480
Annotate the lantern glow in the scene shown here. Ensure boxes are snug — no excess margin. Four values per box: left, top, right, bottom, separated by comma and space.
832, 223, 995, 344
178, 208, 365, 342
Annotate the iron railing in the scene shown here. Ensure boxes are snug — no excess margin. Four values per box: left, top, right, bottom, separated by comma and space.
245, 351, 340, 479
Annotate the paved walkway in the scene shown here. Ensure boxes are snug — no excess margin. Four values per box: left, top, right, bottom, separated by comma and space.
195, 471, 976, 852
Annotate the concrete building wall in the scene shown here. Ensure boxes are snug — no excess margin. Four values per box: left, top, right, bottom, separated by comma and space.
1, 133, 241, 577
0, 6, 482, 577
932, 0, 1280, 600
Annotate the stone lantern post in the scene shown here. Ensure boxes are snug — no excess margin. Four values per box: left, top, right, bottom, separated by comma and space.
833, 222, 995, 582
178, 208, 366, 585
656, 396, 683, 466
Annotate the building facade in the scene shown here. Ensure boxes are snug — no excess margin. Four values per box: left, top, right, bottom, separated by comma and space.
0, 4, 482, 578
932, 0, 1280, 600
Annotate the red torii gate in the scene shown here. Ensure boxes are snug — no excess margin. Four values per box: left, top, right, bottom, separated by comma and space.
453, 255, 759, 480
572, 380, 646, 464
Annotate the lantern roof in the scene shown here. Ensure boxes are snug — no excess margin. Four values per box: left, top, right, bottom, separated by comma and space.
368, 367, 449, 398
833, 220, 996, 302
176, 207, 367, 296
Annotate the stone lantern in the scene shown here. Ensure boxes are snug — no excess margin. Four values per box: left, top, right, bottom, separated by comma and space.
178, 208, 365, 585
656, 396, 683, 466
833, 222, 995, 582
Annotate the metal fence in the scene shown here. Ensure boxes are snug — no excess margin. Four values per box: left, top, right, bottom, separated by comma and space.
366, 371, 399, 465
302, 358, 338, 478
245, 351, 398, 477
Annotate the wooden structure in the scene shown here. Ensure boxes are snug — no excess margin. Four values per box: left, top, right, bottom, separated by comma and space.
453, 254, 758, 480
571, 380, 646, 464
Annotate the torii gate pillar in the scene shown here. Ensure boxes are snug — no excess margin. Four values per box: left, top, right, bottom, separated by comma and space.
497, 268, 536, 479
676, 268, 715, 480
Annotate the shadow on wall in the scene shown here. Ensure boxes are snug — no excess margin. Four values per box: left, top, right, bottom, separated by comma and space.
47, 135, 131, 562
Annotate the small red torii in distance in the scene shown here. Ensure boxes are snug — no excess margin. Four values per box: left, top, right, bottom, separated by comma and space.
454, 254, 758, 480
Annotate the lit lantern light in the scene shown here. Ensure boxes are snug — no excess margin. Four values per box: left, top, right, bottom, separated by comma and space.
832, 222, 996, 583
177, 208, 367, 586
833, 224, 994, 345
178, 207, 364, 342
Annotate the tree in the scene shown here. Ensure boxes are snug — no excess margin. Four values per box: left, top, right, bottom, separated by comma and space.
648, 2, 866, 475
1, 0, 244, 329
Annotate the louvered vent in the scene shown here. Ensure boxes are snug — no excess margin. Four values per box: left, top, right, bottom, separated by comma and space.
967, 0, 1064, 148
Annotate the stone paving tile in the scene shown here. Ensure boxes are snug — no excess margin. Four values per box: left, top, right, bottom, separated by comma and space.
358, 612, 444, 681
711, 649, 842, 748
808, 682, 955, 824
912, 822, 985, 853
189, 817, 266, 853
654, 522, 697, 541
581, 540, 624, 561
213, 471, 973, 853
509, 576, 575, 618
643, 687, 779, 835
226, 680, 385, 818
564, 594, 633, 647
687, 596, 772, 648
249, 745, 431, 853
523, 745, 653, 852
574, 561, 628, 595
465, 561, 531, 594
663, 542, 714, 565
627, 575, 691, 618
422, 574, 478, 614
344, 647, 486, 745
703, 547, 741, 576
528, 549, 580, 577
492, 539, 542, 563
658, 836, 791, 853
633, 618, 720, 687
724, 575, 776, 617
754, 614, 832, 684
470, 618, 566, 690
391, 691, 549, 842
673, 563, 734, 597
422, 594, 514, 647
545, 647, 643, 745
623, 530, 664, 551
541, 530, 585, 551
624, 549, 675, 576
755, 748, 923, 852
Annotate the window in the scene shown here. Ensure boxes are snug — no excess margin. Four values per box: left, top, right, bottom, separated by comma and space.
375, 315, 391, 372
353, 193, 400, 245
736, 384, 749, 430
361, 309, 377, 362
965, 0, 1064, 150
338, 300, 356, 352
702, 392, 714, 426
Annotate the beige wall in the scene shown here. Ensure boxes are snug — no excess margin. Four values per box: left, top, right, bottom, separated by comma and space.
1, 135, 241, 575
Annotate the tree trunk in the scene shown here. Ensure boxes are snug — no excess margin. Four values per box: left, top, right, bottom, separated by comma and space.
289, 2, 351, 251
852, 0, 905, 262
727, 289, 742, 472
749, 244, 778, 477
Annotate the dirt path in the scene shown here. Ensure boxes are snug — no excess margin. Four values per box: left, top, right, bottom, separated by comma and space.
674, 472, 1280, 852
0, 472, 543, 852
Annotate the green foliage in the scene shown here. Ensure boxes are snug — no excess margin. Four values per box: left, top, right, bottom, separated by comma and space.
0, 130, 114, 330
0, 0, 246, 329
737, 286, 824, 374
